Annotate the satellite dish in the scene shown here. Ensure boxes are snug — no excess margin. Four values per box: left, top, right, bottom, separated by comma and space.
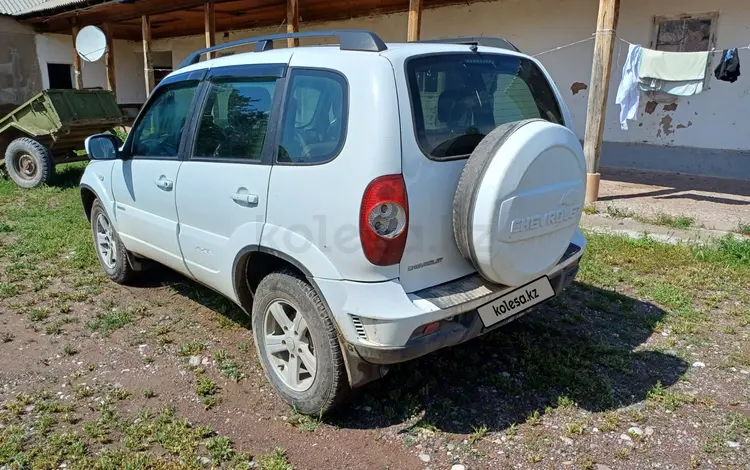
76, 25, 107, 62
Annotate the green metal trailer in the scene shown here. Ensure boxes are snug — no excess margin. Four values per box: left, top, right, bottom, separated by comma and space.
0, 89, 131, 188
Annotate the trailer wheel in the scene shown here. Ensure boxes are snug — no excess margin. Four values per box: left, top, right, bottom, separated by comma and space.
5, 138, 54, 189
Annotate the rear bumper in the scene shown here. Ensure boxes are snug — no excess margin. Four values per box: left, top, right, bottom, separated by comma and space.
314, 230, 586, 365
353, 260, 578, 364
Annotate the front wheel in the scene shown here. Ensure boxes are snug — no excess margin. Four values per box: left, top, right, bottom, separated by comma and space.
90, 199, 136, 285
252, 270, 349, 415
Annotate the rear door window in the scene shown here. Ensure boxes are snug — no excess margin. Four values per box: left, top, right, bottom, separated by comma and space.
193, 80, 277, 161
406, 53, 564, 160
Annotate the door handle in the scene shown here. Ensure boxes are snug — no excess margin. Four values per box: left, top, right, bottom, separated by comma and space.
231, 193, 259, 206
155, 178, 173, 191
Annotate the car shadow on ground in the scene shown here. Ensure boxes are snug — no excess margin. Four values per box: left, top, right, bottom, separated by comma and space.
330, 282, 688, 434
138, 265, 253, 330
131, 266, 688, 436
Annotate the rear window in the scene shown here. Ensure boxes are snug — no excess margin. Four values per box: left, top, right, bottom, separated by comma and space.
406, 53, 564, 160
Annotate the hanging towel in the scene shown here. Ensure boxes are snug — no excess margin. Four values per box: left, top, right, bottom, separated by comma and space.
615, 44, 642, 130
638, 77, 703, 97
639, 49, 710, 82
714, 48, 741, 83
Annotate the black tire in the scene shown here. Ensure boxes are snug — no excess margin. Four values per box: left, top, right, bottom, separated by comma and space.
90, 199, 136, 285
252, 270, 349, 415
452, 119, 542, 264
5, 137, 54, 189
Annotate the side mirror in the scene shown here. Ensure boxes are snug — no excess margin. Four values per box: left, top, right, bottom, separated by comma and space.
85, 134, 120, 160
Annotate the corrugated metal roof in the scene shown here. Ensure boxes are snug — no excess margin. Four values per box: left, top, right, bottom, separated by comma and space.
0, 0, 47, 15
0, 0, 101, 16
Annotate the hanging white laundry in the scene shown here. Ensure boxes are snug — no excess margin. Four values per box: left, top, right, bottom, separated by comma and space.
615, 44, 642, 130
639, 49, 710, 81
638, 77, 703, 97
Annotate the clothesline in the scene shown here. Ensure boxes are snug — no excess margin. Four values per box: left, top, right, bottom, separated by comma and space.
616, 36, 750, 53
532, 33, 750, 58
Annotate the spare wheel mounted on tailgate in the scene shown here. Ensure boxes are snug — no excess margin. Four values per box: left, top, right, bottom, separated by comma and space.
453, 119, 586, 287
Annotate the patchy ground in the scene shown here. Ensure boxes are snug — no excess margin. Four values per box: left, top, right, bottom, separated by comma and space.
591, 168, 750, 234
1, 164, 749, 470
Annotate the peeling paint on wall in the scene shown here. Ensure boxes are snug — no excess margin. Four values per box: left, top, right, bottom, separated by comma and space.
570, 82, 588, 95
676, 121, 693, 129
663, 103, 678, 112
645, 101, 658, 114
659, 115, 674, 137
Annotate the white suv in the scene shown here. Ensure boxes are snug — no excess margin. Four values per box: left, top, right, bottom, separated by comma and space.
82, 30, 586, 415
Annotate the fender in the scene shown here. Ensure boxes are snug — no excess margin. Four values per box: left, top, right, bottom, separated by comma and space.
79, 160, 117, 226
258, 223, 342, 280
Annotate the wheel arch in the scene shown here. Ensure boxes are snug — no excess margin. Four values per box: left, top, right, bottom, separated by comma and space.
232, 245, 316, 312
80, 184, 98, 222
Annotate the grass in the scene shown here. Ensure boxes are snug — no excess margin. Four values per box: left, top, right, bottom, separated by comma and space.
87, 308, 135, 336
179, 341, 206, 356
195, 377, 218, 397
604, 205, 695, 229
258, 448, 293, 470
214, 350, 246, 382
143, 388, 157, 399
638, 212, 695, 229
288, 408, 323, 432
736, 222, 750, 235
646, 381, 695, 411
468, 425, 488, 445
28, 308, 49, 322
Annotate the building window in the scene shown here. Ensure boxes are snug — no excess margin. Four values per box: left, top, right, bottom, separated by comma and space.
47, 63, 73, 89
651, 13, 718, 53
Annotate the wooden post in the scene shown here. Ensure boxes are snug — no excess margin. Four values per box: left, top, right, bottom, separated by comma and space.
104, 23, 116, 96
583, 0, 620, 203
286, 0, 299, 48
142, 15, 155, 96
71, 20, 84, 89
407, 0, 423, 41
205, 0, 216, 59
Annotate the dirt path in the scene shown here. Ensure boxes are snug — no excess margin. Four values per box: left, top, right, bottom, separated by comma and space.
595, 168, 750, 233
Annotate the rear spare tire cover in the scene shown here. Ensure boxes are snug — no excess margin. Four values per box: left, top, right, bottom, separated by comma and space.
453, 119, 586, 287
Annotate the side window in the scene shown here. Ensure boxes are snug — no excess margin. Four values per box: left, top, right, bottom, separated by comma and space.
278, 70, 347, 164
131, 81, 198, 158
193, 79, 277, 161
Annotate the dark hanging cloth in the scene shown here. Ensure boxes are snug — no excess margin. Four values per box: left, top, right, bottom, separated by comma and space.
714, 48, 741, 83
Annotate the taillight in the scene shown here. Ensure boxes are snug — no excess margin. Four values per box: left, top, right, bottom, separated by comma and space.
359, 174, 409, 266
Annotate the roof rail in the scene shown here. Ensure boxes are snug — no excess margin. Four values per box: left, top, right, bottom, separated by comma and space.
417, 37, 521, 53
178, 30, 387, 69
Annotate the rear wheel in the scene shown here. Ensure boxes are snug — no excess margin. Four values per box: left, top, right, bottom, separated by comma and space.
5, 137, 54, 189
252, 270, 349, 415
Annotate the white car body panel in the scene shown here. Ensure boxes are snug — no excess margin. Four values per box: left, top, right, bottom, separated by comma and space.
175, 161, 272, 299
110, 159, 190, 276
263, 49, 403, 282
80, 159, 117, 219
381, 45, 576, 293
